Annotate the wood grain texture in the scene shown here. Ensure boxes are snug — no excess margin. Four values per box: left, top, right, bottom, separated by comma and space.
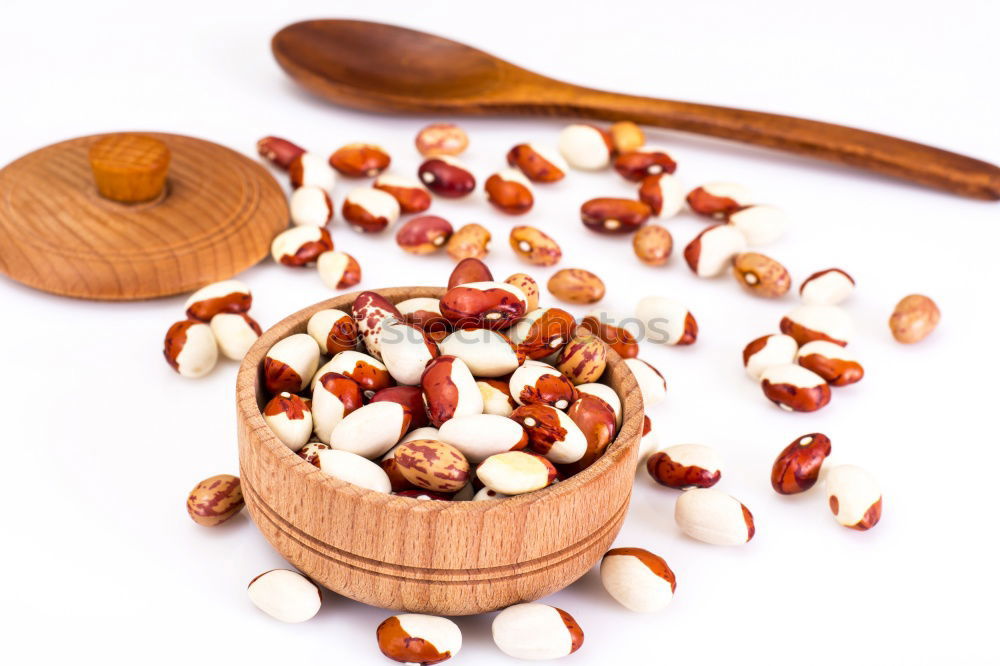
237, 287, 643, 615
0, 132, 289, 301
273, 19, 1000, 200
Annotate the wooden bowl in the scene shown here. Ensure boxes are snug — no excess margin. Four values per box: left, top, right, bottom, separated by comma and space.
236, 287, 643, 615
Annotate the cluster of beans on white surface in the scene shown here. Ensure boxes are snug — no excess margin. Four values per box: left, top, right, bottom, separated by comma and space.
255, 120, 794, 298
742, 267, 861, 413
162, 280, 261, 378
174, 119, 945, 662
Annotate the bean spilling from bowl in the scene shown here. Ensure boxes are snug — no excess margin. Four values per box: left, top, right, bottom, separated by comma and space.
206, 120, 907, 661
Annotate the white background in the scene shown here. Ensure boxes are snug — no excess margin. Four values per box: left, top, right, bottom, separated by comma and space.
2, 0, 998, 663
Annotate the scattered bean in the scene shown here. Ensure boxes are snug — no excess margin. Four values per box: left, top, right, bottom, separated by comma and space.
634, 296, 698, 346
796, 340, 864, 386
609, 121, 644, 153
760, 363, 831, 412
210, 312, 261, 361
485, 168, 534, 214
889, 294, 940, 344
684, 224, 747, 277
771, 433, 832, 494
647, 444, 722, 489
547, 268, 605, 304
558, 123, 613, 170
638, 173, 685, 218
686, 182, 752, 218
289, 152, 336, 191
826, 464, 882, 530
271, 226, 334, 266
600, 547, 676, 613
317, 251, 362, 290
396, 216, 453, 254
624, 358, 667, 406
163, 320, 218, 378
728, 204, 787, 245
637, 415, 658, 468
186, 474, 244, 526
418, 156, 476, 197
506, 143, 567, 182
742, 333, 798, 380
800, 268, 855, 306
446, 223, 491, 261
580, 197, 652, 234
780, 305, 853, 347
247, 569, 322, 623
415, 123, 469, 157
732, 252, 791, 298
613, 148, 677, 182
342, 187, 400, 233
328, 143, 390, 178
257, 136, 305, 170
374, 173, 433, 214
492, 603, 584, 660
446, 257, 491, 289
184, 279, 252, 321
376, 614, 462, 665
632, 225, 673, 265
674, 488, 755, 546
289, 185, 333, 227
509, 225, 562, 266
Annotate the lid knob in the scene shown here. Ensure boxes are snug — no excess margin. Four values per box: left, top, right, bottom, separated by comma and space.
88, 133, 171, 204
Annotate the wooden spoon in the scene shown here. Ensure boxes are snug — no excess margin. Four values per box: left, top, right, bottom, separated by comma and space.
272, 19, 1000, 200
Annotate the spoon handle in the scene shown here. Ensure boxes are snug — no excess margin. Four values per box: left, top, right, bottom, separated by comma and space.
550, 85, 1000, 200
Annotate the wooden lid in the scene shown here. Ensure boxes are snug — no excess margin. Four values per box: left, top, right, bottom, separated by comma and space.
0, 132, 289, 301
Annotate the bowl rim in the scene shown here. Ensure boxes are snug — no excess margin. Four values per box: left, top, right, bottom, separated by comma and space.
236, 285, 644, 515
